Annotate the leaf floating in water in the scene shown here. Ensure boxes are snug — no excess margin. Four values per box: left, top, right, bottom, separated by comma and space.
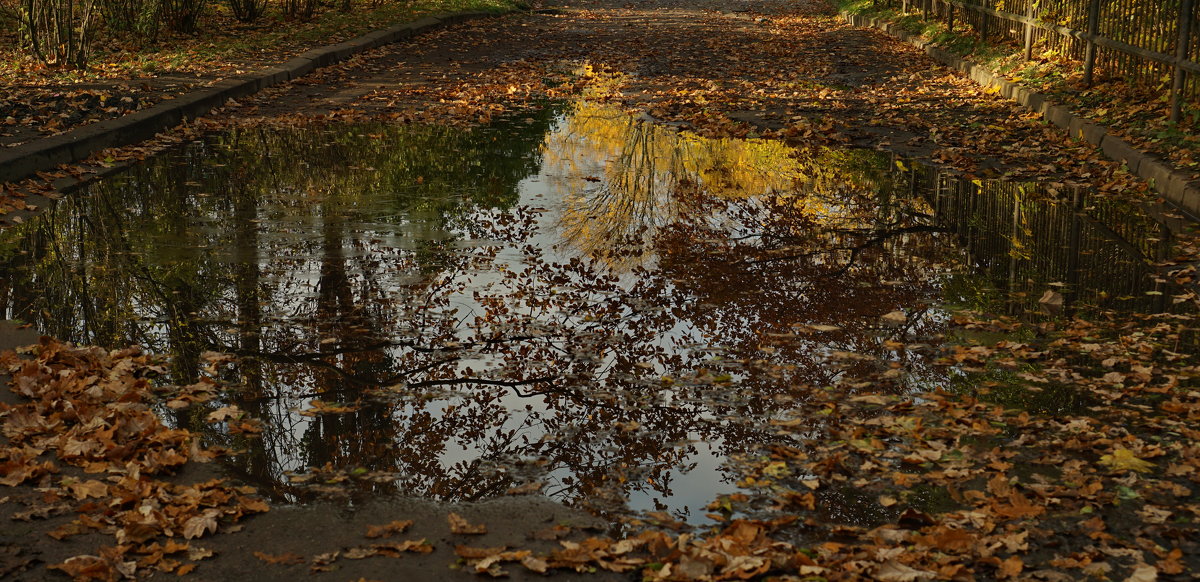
206, 405, 242, 423
880, 310, 907, 326
1038, 290, 1064, 308
298, 400, 360, 417
792, 323, 841, 333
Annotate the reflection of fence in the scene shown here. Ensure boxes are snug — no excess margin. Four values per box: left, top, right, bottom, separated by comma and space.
875, 0, 1199, 121
890, 156, 1178, 314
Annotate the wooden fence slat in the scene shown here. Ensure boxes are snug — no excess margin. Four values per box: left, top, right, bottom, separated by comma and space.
1173, 0, 1197, 123
1023, 1, 1034, 61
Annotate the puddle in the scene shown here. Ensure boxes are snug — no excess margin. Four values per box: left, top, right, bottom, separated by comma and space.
0, 101, 1188, 525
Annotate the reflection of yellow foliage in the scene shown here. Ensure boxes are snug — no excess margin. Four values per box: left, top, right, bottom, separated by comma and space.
541, 101, 887, 268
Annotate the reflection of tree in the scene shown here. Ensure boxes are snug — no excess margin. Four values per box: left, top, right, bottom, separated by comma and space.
543, 102, 896, 270
903, 162, 1179, 316
0, 111, 562, 498
0, 103, 1180, 522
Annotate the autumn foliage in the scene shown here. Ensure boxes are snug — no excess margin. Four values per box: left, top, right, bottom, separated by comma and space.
1, 338, 268, 579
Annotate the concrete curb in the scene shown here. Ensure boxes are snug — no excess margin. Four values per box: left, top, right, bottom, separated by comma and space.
0, 10, 504, 186
841, 11, 1200, 218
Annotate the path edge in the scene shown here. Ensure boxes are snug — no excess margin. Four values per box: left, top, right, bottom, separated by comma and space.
0, 10, 508, 186
840, 10, 1200, 219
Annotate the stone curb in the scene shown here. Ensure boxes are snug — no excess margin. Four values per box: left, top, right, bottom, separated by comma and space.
841, 11, 1200, 219
0, 10, 504, 186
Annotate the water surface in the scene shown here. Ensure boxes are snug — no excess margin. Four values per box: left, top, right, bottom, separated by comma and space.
0, 102, 1184, 523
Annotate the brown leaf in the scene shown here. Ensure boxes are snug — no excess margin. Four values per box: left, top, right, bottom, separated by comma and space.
531, 525, 571, 540
205, 405, 242, 423
310, 551, 339, 573
914, 527, 975, 552
875, 559, 936, 581
998, 555, 1023, 578
48, 521, 89, 540
343, 547, 379, 559
48, 555, 114, 580
474, 550, 532, 576
372, 540, 433, 556
1126, 564, 1157, 582
897, 508, 936, 529
456, 545, 509, 559
182, 511, 219, 539
252, 551, 307, 565
187, 546, 214, 561
448, 512, 487, 534
239, 496, 270, 514
365, 519, 413, 539
65, 479, 108, 500
992, 491, 1045, 520
520, 555, 549, 574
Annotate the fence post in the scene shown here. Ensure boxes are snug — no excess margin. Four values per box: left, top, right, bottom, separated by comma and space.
1171, 0, 1196, 122
1023, 1, 1035, 61
1082, 0, 1101, 86
946, 0, 954, 32
980, 0, 991, 41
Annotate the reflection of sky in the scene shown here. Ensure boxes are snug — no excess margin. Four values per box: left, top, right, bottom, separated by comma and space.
7, 106, 1173, 526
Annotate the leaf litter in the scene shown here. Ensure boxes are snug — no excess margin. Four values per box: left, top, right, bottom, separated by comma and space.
0, 338, 268, 579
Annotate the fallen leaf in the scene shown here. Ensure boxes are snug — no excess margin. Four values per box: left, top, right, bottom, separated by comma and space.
1099, 448, 1154, 473
875, 559, 936, 581
365, 519, 413, 539
253, 551, 307, 565
448, 512, 487, 534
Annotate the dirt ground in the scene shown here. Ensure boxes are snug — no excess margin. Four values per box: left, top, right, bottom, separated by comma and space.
1, 0, 1182, 579
3, 479, 627, 582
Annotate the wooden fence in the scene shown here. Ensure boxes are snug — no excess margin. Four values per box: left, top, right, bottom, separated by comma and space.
875, 0, 1200, 122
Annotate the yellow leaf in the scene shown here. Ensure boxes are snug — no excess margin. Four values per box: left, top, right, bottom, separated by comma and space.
762, 461, 789, 478
1099, 448, 1154, 473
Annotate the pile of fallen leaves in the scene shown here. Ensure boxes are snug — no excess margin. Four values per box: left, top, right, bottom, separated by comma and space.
0, 338, 268, 579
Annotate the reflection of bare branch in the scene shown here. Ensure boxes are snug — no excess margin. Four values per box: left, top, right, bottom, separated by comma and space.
404, 376, 557, 390
226, 331, 558, 360
741, 224, 948, 267
885, 306, 932, 340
